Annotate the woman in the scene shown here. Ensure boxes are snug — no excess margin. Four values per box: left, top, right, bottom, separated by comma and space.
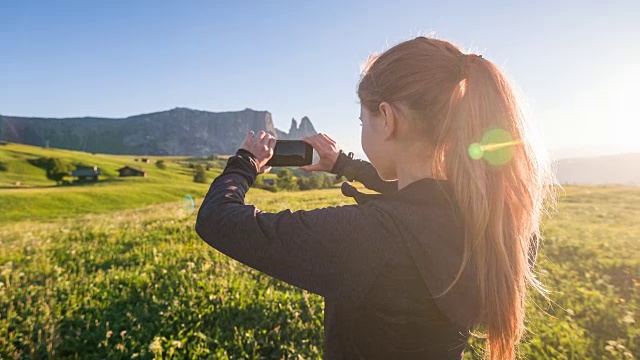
195, 36, 554, 359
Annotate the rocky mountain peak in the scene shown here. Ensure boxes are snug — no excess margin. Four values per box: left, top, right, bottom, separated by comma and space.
289, 118, 298, 135
278, 116, 317, 140
299, 116, 316, 134
0, 108, 317, 156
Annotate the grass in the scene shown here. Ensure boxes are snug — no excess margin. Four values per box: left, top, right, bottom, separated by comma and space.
0, 142, 638, 359
0, 144, 252, 223
484, 186, 639, 359
0, 189, 356, 359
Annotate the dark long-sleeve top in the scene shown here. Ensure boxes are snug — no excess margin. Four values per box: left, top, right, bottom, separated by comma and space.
195, 150, 485, 359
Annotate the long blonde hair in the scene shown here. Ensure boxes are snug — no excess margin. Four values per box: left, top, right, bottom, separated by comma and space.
357, 36, 555, 360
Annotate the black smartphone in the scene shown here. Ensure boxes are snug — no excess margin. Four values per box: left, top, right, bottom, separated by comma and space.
266, 140, 314, 167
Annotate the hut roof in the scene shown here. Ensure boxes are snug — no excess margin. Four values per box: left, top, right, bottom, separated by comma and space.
72, 167, 101, 177
117, 166, 146, 173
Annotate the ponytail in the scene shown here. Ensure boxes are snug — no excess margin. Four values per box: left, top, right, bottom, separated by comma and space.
358, 37, 555, 360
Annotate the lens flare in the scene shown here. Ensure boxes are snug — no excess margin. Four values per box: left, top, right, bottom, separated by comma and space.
480, 140, 522, 152
183, 194, 195, 215
468, 128, 521, 166
468, 143, 484, 160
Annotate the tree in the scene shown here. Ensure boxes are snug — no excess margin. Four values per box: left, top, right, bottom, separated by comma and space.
193, 164, 208, 183
276, 169, 299, 191
45, 158, 74, 185
309, 175, 325, 189
297, 176, 310, 190
297, 175, 319, 190
296, 173, 333, 190
324, 174, 337, 188
155, 160, 167, 170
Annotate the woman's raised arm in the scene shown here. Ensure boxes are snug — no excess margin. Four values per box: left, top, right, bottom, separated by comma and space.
330, 151, 398, 193
195, 149, 399, 299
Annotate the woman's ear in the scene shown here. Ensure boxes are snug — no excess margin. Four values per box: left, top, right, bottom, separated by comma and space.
378, 102, 397, 141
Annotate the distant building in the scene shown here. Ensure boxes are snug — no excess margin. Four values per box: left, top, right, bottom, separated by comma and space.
141, 158, 150, 163
0, 141, 8, 146
117, 166, 147, 177
72, 166, 101, 182
263, 179, 275, 186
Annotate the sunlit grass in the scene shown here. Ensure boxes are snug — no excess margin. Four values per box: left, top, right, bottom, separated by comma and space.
0, 142, 638, 358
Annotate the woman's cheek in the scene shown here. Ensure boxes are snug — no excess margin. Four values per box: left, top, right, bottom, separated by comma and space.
361, 125, 376, 167
361, 126, 369, 159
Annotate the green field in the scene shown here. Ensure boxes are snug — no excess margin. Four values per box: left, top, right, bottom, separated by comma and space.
0, 143, 298, 224
0, 143, 227, 223
0, 144, 638, 359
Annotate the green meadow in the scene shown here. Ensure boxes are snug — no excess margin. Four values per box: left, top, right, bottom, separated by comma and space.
0, 143, 227, 223
0, 143, 638, 359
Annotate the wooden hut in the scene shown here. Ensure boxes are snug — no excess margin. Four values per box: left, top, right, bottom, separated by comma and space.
117, 166, 147, 178
72, 166, 101, 182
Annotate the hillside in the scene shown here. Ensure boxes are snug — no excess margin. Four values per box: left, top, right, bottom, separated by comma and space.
0, 143, 229, 222
0, 143, 336, 223
0, 107, 317, 156
1, 143, 639, 358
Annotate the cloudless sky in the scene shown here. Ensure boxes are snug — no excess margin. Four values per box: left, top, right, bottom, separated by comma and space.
1, 0, 639, 159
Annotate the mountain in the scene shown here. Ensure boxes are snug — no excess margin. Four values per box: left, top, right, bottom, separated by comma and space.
275, 117, 317, 140
0, 108, 318, 156
555, 153, 640, 185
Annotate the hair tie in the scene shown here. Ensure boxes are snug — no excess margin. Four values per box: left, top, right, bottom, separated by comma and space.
457, 54, 483, 81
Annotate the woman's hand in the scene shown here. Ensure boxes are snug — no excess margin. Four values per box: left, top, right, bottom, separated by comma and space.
239, 130, 276, 174
299, 133, 341, 172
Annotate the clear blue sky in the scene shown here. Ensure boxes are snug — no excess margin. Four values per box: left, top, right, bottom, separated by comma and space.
1, 0, 638, 159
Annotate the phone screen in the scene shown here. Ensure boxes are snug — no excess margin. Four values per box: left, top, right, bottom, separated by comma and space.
266, 140, 313, 166
276, 141, 307, 157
